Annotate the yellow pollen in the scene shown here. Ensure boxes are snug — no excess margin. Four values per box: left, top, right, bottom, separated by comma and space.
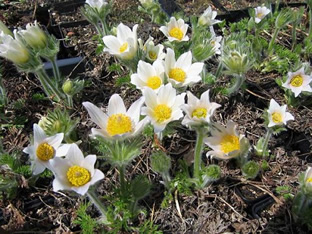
36, 142, 55, 161
148, 51, 157, 60
272, 112, 282, 124
192, 108, 207, 118
290, 75, 303, 87
211, 40, 216, 46
147, 76, 162, 89
67, 165, 91, 187
119, 42, 128, 53
169, 27, 184, 40
169, 68, 186, 83
220, 135, 240, 154
154, 104, 172, 123
257, 12, 264, 18
306, 177, 312, 183
106, 113, 132, 136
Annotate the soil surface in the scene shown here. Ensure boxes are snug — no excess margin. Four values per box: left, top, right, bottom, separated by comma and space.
0, 0, 311, 233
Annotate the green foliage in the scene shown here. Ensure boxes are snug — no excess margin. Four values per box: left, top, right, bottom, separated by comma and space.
115, 74, 131, 87
242, 161, 259, 179
135, 219, 162, 234
130, 175, 151, 200
73, 202, 98, 234
0, 64, 8, 106
150, 151, 171, 175
276, 185, 293, 200
32, 93, 47, 101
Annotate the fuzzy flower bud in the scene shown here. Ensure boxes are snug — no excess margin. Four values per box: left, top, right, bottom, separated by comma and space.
19, 21, 47, 50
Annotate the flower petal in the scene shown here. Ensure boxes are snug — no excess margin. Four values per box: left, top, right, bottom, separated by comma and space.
108, 94, 127, 115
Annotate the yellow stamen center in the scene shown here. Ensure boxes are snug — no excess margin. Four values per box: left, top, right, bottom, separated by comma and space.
154, 104, 172, 123
192, 108, 207, 118
306, 178, 312, 183
272, 112, 282, 123
147, 76, 162, 90
169, 27, 184, 40
36, 142, 55, 161
106, 113, 132, 136
257, 12, 264, 18
148, 51, 157, 60
119, 42, 128, 53
169, 68, 186, 83
220, 135, 240, 154
67, 165, 91, 187
290, 75, 303, 87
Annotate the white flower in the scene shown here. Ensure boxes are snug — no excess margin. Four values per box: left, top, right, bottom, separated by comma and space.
181, 90, 221, 127
254, 6, 270, 23
267, 99, 294, 128
50, 144, 104, 195
103, 23, 138, 60
198, 6, 221, 26
131, 60, 165, 92
142, 83, 185, 133
0, 31, 30, 64
23, 124, 70, 175
282, 67, 312, 97
204, 121, 250, 160
139, 0, 153, 6
139, 37, 165, 62
159, 17, 189, 42
165, 48, 204, 87
210, 35, 222, 55
19, 21, 47, 50
83, 95, 147, 139
304, 167, 312, 190
0, 20, 13, 37
86, 0, 108, 11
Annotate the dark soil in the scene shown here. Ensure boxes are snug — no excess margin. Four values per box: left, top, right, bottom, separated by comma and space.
0, 0, 311, 233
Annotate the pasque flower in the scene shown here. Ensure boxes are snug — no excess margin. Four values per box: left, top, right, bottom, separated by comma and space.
165, 48, 204, 87
282, 67, 312, 97
304, 167, 312, 191
254, 6, 270, 23
0, 31, 30, 65
204, 121, 250, 160
142, 83, 185, 133
160, 17, 189, 42
139, 37, 165, 62
50, 143, 104, 195
181, 90, 221, 127
267, 99, 294, 127
86, 0, 108, 11
198, 6, 221, 26
83, 94, 147, 139
23, 124, 70, 175
103, 23, 138, 60
18, 21, 47, 50
131, 60, 165, 92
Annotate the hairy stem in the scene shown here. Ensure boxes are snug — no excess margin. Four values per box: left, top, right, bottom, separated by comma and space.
226, 74, 245, 95
194, 128, 205, 180
87, 189, 107, 222
262, 128, 272, 157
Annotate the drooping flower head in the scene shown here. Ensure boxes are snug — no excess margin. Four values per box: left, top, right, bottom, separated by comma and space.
181, 90, 221, 127
83, 94, 147, 139
204, 121, 250, 160
142, 83, 185, 133
139, 37, 165, 62
0, 31, 30, 65
86, 0, 108, 12
198, 6, 221, 26
282, 67, 312, 97
131, 60, 165, 92
267, 99, 294, 128
254, 6, 270, 24
18, 21, 47, 50
23, 124, 70, 175
165, 48, 204, 87
103, 23, 138, 60
50, 143, 104, 195
159, 17, 189, 42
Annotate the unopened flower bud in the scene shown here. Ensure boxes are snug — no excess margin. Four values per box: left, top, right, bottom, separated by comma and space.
62, 79, 73, 95
19, 21, 47, 50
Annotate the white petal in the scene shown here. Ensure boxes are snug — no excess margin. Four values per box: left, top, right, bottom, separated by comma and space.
72, 183, 90, 195
82, 155, 96, 176
175, 51, 192, 70
127, 97, 145, 124
46, 133, 64, 149
67, 144, 84, 165
89, 169, 104, 185
55, 144, 72, 157
32, 160, 46, 175
34, 124, 47, 143
143, 87, 158, 109
108, 94, 127, 115
52, 177, 71, 192
103, 35, 120, 53
83, 102, 108, 130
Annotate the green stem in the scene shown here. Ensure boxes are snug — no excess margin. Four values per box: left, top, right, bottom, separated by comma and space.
309, 9, 312, 39
100, 18, 109, 36
119, 165, 127, 197
93, 22, 104, 38
268, 28, 280, 55
49, 56, 61, 83
194, 128, 205, 180
226, 74, 245, 95
87, 189, 108, 222
291, 23, 297, 51
215, 62, 223, 79
35, 68, 62, 102
161, 172, 171, 189
262, 128, 272, 157
66, 95, 73, 108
